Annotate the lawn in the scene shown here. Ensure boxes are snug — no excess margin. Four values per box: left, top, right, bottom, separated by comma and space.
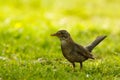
0, 0, 120, 80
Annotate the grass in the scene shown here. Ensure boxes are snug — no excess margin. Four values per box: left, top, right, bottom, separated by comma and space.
0, 0, 120, 80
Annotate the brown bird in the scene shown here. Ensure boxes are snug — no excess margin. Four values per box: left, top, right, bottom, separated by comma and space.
51, 30, 106, 70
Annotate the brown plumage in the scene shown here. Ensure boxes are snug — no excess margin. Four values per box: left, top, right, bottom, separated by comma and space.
51, 30, 107, 70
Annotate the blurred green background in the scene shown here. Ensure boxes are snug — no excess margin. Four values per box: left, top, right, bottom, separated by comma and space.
0, 0, 120, 80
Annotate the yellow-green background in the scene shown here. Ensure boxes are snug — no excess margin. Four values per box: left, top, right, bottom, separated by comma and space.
0, 0, 120, 80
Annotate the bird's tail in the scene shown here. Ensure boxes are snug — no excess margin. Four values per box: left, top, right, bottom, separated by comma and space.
86, 36, 107, 52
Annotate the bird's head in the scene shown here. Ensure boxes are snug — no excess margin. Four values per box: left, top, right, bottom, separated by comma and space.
51, 30, 70, 40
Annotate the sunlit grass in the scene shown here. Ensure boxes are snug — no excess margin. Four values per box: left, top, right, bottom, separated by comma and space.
0, 0, 120, 80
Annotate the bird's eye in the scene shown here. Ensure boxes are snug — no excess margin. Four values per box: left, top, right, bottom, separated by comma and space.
61, 31, 66, 34
61, 32, 64, 34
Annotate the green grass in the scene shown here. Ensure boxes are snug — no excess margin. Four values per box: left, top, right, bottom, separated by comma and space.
0, 0, 120, 80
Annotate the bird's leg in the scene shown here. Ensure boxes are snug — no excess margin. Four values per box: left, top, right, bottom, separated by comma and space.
72, 63, 75, 71
80, 62, 83, 70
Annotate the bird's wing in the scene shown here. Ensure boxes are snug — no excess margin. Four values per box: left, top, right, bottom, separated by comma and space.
75, 43, 94, 59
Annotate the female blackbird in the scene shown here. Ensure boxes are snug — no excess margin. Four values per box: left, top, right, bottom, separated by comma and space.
51, 30, 106, 70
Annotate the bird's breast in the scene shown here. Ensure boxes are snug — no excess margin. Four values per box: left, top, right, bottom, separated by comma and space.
61, 41, 75, 62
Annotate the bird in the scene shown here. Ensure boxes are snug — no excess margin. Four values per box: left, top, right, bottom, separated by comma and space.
51, 30, 107, 70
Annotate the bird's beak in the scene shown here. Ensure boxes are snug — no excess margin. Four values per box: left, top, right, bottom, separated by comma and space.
51, 33, 58, 36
